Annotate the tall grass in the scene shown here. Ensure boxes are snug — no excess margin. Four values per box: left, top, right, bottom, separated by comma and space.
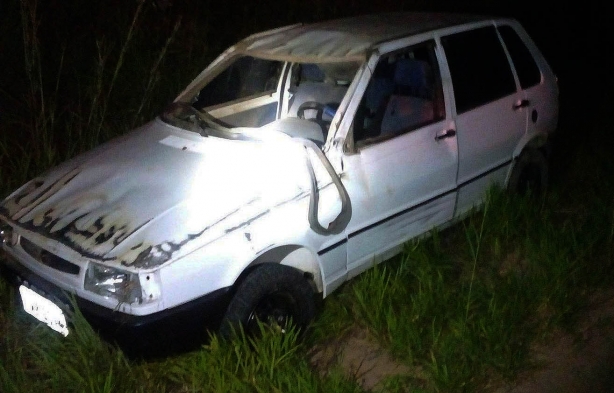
0, 298, 361, 393
0, 0, 205, 195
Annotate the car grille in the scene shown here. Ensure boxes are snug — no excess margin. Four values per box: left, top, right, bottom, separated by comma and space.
20, 237, 80, 275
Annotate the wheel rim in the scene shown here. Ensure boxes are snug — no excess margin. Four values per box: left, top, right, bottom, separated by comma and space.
518, 164, 542, 194
246, 291, 298, 335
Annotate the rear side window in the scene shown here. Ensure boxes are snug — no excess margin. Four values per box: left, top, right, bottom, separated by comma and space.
498, 25, 541, 89
442, 26, 516, 114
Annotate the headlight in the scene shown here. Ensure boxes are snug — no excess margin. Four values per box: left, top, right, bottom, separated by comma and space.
1, 223, 15, 246
84, 263, 142, 304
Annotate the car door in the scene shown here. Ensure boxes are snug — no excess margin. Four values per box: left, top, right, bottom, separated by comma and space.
340, 39, 459, 277
496, 23, 559, 146
440, 25, 525, 217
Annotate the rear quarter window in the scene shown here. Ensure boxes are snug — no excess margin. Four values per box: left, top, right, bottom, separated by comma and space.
498, 25, 542, 89
442, 26, 516, 114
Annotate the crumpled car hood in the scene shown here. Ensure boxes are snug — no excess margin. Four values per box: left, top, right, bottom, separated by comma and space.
0, 119, 312, 269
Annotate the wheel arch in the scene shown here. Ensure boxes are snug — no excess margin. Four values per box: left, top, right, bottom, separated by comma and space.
236, 244, 324, 295
507, 130, 552, 186
513, 131, 550, 159
506, 142, 549, 194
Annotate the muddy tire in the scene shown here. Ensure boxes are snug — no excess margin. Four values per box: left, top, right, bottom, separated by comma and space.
508, 149, 549, 195
219, 264, 315, 338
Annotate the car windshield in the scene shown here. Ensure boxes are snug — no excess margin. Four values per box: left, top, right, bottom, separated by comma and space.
162, 55, 362, 143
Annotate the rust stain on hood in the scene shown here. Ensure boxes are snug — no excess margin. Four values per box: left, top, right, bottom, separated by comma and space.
0, 120, 313, 269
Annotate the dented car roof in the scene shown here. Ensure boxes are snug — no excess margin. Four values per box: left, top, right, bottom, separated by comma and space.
237, 12, 487, 62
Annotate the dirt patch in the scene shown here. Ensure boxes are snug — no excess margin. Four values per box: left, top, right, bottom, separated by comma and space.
309, 328, 419, 391
491, 290, 614, 393
309, 290, 614, 392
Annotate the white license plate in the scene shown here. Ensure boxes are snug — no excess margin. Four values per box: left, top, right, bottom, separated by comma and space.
19, 285, 69, 336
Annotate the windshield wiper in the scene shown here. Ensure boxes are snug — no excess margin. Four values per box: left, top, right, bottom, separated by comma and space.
162, 102, 211, 136
162, 102, 262, 142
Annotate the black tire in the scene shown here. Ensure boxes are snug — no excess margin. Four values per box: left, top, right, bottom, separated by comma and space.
219, 264, 315, 339
508, 149, 549, 195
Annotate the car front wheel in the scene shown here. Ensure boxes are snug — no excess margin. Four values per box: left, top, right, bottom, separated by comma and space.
219, 264, 315, 338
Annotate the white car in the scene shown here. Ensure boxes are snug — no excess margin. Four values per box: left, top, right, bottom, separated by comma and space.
0, 12, 557, 349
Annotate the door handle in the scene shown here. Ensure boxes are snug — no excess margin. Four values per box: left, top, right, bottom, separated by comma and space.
435, 129, 456, 141
513, 99, 530, 110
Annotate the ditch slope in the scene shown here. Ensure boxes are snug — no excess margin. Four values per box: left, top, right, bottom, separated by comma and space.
309, 290, 614, 392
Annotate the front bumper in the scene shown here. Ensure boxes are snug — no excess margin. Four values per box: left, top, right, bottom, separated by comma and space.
0, 254, 233, 357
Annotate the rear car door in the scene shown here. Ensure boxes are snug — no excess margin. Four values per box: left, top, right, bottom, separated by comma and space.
496, 23, 559, 144
441, 25, 524, 216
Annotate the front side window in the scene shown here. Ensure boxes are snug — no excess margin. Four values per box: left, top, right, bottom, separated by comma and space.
353, 41, 445, 146
442, 26, 516, 114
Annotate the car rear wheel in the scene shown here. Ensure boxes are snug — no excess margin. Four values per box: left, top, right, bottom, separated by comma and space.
219, 264, 315, 338
508, 148, 549, 195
